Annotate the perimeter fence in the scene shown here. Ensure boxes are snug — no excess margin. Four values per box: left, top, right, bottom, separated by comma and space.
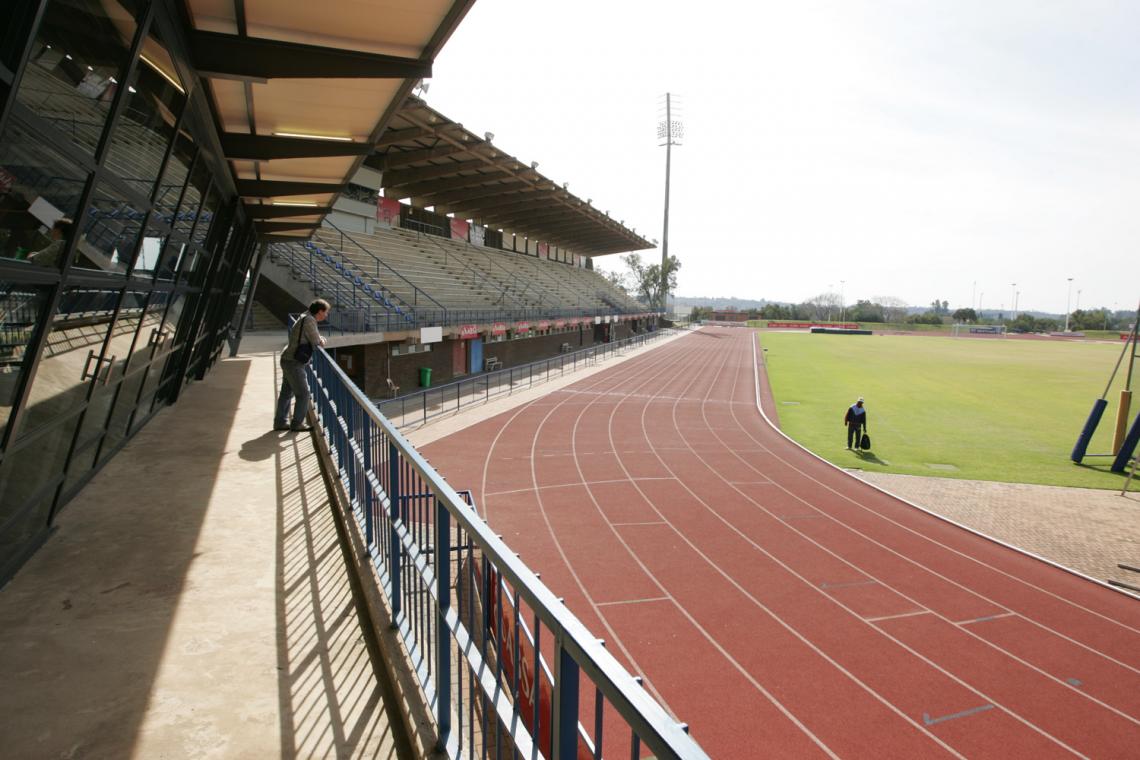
303, 329, 708, 760
377, 328, 676, 429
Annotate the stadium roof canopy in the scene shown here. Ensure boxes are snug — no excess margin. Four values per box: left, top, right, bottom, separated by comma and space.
182, 0, 475, 240
365, 97, 655, 257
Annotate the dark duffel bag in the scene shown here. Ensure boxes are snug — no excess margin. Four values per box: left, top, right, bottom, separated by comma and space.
860, 432, 871, 450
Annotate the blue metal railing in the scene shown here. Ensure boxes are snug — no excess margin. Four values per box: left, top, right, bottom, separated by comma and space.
377, 327, 674, 429
305, 337, 708, 760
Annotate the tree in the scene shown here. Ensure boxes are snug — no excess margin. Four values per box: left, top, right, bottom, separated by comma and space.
601, 268, 627, 294
952, 307, 977, 323
873, 296, 910, 323
621, 253, 681, 310
689, 305, 713, 321
801, 292, 842, 321
930, 299, 950, 316
848, 300, 885, 323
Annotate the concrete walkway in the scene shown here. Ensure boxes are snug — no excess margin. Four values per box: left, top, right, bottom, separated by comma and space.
0, 334, 412, 759
848, 470, 1140, 595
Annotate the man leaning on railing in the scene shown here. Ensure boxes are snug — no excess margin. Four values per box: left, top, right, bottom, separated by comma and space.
274, 299, 329, 433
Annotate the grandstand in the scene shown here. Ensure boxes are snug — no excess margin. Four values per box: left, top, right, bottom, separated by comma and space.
249, 96, 659, 397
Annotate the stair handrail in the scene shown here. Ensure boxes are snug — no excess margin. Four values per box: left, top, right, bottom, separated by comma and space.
412, 230, 526, 309
320, 219, 447, 314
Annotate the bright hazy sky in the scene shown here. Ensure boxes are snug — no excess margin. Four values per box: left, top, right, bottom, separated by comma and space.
428, 0, 1139, 314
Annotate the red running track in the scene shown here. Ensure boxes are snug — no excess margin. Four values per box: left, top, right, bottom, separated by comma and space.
422, 326, 1140, 759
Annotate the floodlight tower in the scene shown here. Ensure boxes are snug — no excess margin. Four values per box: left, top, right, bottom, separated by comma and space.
1010, 283, 1017, 319
658, 93, 683, 315
1065, 277, 1074, 331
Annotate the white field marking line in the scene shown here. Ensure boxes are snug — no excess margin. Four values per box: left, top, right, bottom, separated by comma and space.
865, 610, 934, 624
484, 477, 677, 498
596, 596, 672, 607
585, 333, 843, 757
746, 333, 1140, 666
516, 335, 706, 718
610, 521, 668, 527
631, 332, 977, 758
714, 332, 1140, 726
956, 612, 1018, 626
476, 335, 678, 523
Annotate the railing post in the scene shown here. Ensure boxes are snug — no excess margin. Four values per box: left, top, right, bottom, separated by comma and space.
435, 497, 452, 744
553, 641, 580, 760
362, 416, 374, 546
388, 440, 401, 620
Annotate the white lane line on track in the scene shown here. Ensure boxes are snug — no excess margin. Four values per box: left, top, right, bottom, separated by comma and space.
484, 477, 677, 497
703, 330, 1140, 734
610, 520, 667, 527
589, 335, 844, 758
865, 610, 933, 624
503, 337, 705, 720
661, 329, 1094, 753
619, 332, 972, 758
596, 596, 672, 607
956, 612, 1018, 626
742, 333, 1140, 674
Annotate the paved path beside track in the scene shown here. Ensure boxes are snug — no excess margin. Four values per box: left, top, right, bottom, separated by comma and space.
423, 325, 1140, 759
0, 334, 411, 759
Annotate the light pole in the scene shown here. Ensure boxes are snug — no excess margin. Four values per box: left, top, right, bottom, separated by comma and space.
1076, 289, 1082, 313
840, 280, 846, 323
1014, 291, 1020, 317
1064, 277, 1074, 331
972, 280, 977, 311
658, 93, 683, 314
979, 291, 984, 317
1010, 283, 1017, 319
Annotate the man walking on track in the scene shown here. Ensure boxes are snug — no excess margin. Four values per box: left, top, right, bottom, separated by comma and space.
844, 396, 867, 449
274, 299, 329, 432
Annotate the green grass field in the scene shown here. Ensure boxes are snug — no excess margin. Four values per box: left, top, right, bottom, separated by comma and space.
759, 331, 1135, 489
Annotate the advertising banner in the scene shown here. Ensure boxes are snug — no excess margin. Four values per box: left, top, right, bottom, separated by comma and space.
470, 224, 485, 246
450, 218, 470, 241
514, 321, 530, 334
537, 242, 549, 259
553, 319, 567, 329
491, 322, 507, 336
458, 324, 479, 339
376, 197, 401, 227
537, 320, 550, 331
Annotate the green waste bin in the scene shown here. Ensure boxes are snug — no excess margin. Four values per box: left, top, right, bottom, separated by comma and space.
419, 367, 432, 388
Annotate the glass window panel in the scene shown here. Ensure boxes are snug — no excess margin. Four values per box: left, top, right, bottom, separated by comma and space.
192, 185, 218, 247
0, 120, 89, 266
68, 289, 146, 451
0, 282, 49, 439
105, 30, 185, 199
0, 412, 78, 524
15, 0, 142, 158
131, 225, 167, 279
136, 290, 178, 405
0, 489, 55, 573
19, 286, 120, 439
153, 130, 193, 225
174, 159, 207, 239
75, 180, 143, 274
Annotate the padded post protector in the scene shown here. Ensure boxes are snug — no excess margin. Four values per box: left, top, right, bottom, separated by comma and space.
1110, 410, 1140, 472
1070, 398, 1107, 463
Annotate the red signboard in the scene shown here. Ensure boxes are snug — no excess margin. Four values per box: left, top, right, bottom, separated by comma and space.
376, 197, 401, 226
491, 322, 507, 336
458, 324, 478, 339
537, 320, 550, 331
553, 319, 567, 328
766, 321, 860, 330
450, 218, 470, 241
537, 242, 549, 259
514, 321, 530, 333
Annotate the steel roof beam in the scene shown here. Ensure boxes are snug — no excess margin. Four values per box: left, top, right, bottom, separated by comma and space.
190, 30, 432, 80
385, 168, 512, 198
253, 221, 322, 233
381, 141, 484, 169
236, 179, 345, 197
244, 204, 333, 219
381, 159, 487, 187
221, 133, 372, 161
375, 126, 435, 148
